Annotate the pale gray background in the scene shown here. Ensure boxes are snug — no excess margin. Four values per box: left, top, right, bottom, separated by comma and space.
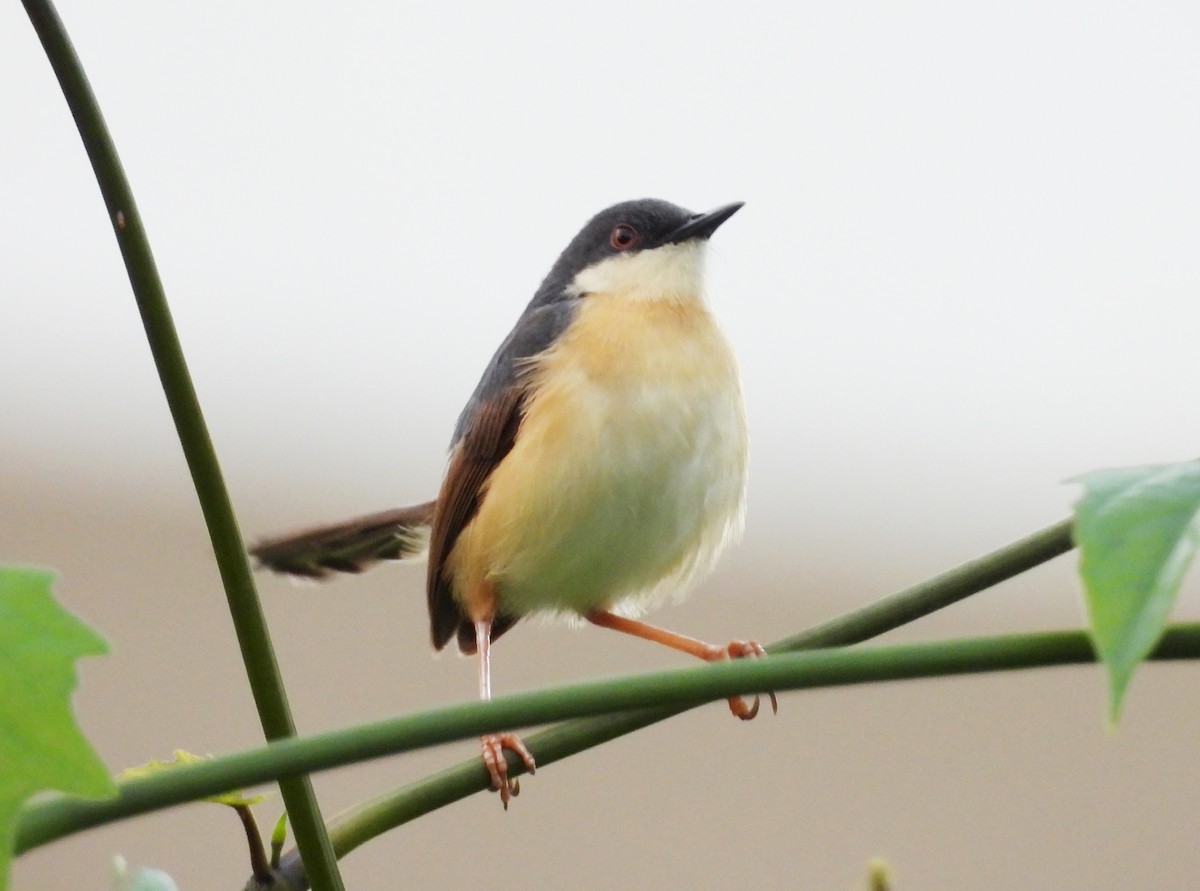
3, 2, 1198, 889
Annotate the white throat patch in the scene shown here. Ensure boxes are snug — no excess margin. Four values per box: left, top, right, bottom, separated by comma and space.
569, 240, 707, 302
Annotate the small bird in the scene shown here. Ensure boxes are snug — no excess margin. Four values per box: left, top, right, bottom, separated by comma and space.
252, 198, 773, 807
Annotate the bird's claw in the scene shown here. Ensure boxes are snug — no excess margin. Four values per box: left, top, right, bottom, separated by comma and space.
480, 733, 536, 810
716, 639, 778, 720
729, 692, 761, 720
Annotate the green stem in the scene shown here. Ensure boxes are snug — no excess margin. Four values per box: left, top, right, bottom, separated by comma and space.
325, 623, 1200, 861
11, 516, 1076, 879
307, 517, 1077, 880
774, 518, 1074, 650
235, 805, 273, 885
17, 3, 342, 888
19, 622, 1198, 860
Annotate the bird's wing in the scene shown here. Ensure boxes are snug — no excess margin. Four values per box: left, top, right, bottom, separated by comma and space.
426, 388, 525, 651
426, 299, 578, 652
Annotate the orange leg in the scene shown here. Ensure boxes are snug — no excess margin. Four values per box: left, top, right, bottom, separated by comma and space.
475, 618, 536, 809
586, 610, 778, 719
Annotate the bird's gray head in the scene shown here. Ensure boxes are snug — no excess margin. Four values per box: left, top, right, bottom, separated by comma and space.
532, 198, 743, 306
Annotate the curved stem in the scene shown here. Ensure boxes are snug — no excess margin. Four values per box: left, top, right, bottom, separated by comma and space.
319, 622, 1197, 865
18, 622, 1199, 862
235, 805, 272, 885
774, 518, 1074, 650
12, 517, 1078, 869
282, 517, 1078, 886
17, 3, 342, 887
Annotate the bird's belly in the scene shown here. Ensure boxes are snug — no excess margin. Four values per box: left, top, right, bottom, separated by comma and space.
448, 299, 747, 618
489, 382, 744, 615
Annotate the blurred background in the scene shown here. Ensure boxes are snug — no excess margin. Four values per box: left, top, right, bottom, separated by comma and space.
3, 2, 1198, 888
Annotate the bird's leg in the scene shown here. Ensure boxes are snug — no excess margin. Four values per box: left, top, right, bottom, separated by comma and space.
585, 610, 777, 720
475, 618, 536, 809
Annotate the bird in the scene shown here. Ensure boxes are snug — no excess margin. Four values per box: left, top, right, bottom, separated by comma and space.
251, 198, 773, 807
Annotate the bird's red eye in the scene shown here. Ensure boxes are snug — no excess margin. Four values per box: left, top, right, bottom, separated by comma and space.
609, 224, 639, 250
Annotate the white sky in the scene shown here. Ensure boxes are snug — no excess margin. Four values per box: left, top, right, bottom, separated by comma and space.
3, 0, 1199, 594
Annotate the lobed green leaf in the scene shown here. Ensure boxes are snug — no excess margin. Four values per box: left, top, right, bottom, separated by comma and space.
0, 567, 115, 890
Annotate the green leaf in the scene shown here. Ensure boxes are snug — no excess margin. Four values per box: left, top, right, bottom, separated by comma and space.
1070, 461, 1200, 720
270, 812, 288, 868
0, 567, 115, 890
118, 750, 267, 807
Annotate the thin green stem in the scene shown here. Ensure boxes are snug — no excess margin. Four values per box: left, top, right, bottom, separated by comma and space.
303, 517, 1077, 883
259, 518, 1072, 886
324, 622, 1196, 865
235, 805, 273, 885
14, 623, 1200, 861
17, 3, 342, 888
774, 518, 1075, 650
14, 516, 1076, 883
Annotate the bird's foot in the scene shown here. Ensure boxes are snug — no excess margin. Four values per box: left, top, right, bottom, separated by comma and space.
480, 733, 536, 809
704, 639, 778, 721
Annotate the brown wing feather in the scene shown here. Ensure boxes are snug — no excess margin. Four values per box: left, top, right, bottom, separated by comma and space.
252, 502, 436, 579
426, 386, 526, 652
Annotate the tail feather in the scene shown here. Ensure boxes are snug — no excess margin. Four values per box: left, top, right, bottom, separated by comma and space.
251, 501, 436, 579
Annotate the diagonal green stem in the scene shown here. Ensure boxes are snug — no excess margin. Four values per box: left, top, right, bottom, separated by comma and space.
773, 518, 1074, 650
319, 624, 1198, 869
13, 518, 1078, 868
284, 518, 1076, 886
14, 623, 1200, 862
17, 3, 342, 887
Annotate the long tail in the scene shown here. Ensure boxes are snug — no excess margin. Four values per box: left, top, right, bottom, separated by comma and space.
250, 501, 436, 579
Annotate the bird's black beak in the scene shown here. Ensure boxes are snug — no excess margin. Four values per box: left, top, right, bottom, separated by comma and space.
665, 202, 744, 244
